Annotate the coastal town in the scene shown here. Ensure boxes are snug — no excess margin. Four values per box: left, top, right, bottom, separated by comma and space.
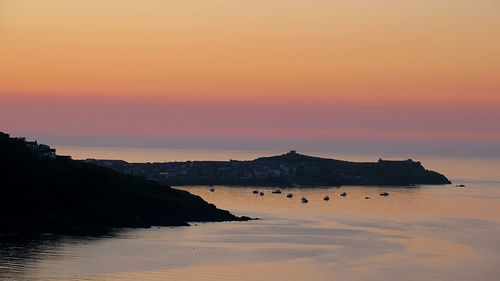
85, 150, 451, 186
86, 151, 316, 186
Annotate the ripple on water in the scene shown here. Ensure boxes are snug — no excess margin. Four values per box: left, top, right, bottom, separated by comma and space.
1, 184, 500, 281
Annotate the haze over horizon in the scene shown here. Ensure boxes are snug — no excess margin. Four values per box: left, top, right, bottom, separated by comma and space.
1, 0, 499, 157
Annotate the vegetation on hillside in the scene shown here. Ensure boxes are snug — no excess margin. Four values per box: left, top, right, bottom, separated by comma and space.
0, 132, 245, 235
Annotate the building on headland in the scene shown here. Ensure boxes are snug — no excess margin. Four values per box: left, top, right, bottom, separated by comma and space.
85, 150, 451, 186
25, 140, 57, 159
0, 133, 70, 160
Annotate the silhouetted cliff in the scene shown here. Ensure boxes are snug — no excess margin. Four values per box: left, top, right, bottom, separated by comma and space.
87, 150, 451, 186
0, 133, 246, 235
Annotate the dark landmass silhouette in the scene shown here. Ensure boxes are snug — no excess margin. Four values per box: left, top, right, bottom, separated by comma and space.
87, 150, 451, 187
0, 132, 248, 235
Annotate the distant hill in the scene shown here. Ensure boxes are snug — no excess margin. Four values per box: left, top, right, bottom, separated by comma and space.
87, 150, 451, 187
0, 133, 246, 235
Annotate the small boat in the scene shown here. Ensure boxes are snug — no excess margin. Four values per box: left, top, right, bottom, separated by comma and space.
301, 197, 308, 203
365, 196, 371, 199
323, 196, 330, 201
209, 187, 215, 192
379, 192, 389, 196
456, 184, 466, 187
252, 190, 259, 194
340, 192, 347, 197
259, 192, 265, 196
272, 190, 282, 194
286, 193, 293, 198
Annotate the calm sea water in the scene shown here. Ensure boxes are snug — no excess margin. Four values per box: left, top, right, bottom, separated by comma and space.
1, 148, 500, 281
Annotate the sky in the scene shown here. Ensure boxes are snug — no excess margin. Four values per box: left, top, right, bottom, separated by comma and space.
1, 0, 499, 157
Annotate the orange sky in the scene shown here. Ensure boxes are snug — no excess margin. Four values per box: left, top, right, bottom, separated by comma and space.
1, 0, 499, 155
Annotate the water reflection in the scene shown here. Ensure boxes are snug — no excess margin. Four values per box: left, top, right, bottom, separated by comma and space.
1, 184, 500, 280
0, 235, 111, 280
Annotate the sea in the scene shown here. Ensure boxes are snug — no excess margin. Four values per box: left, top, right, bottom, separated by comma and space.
1, 147, 500, 281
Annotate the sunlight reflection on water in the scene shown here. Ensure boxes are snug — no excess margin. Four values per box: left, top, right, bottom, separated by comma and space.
2, 183, 500, 281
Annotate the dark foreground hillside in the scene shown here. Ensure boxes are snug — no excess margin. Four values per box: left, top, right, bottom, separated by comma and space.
0, 133, 247, 235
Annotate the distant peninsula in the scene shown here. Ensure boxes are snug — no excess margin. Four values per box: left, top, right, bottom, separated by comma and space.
86, 150, 451, 187
0, 133, 248, 235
